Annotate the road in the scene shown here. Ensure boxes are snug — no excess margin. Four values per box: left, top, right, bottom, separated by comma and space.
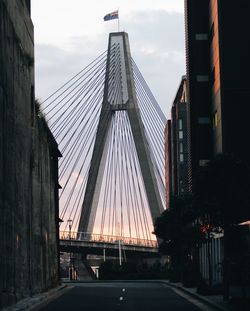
39, 282, 215, 311
39, 282, 217, 311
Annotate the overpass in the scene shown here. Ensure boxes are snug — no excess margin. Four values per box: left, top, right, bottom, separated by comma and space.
60, 231, 159, 258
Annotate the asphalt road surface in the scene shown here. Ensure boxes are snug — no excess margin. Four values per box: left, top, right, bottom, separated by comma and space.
39, 282, 215, 311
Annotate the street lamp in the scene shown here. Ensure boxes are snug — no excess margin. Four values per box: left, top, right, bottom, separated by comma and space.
116, 222, 122, 266
67, 219, 73, 280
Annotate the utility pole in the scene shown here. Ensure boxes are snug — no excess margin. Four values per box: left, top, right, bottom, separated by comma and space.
118, 239, 122, 266
103, 246, 106, 262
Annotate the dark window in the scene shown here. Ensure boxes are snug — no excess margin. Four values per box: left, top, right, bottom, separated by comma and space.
179, 119, 183, 130
179, 142, 183, 153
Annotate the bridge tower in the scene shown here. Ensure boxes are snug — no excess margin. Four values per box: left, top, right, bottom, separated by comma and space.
78, 32, 164, 233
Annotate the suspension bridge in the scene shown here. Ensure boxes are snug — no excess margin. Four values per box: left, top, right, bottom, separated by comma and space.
41, 32, 166, 259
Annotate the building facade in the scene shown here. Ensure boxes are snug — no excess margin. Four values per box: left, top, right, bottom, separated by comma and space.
209, 0, 250, 161
165, 76, 189, 208
165, 120, 172, 209
185, 0, 250, 183
184, 0, 250, 287
0, 1, 60, 308
184, 0, 213, 191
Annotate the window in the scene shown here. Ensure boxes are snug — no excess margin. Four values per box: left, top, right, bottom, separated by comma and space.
179, 131, 183, 139
198, 117, 210, 124
199, 159, 210, 167
195, 34, 208, 41
197, 75, 209, 82
178, 119, 183, 130
179, 142, 183, 153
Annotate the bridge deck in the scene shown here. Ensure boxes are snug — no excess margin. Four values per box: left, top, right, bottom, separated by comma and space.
60, 231, 159, 257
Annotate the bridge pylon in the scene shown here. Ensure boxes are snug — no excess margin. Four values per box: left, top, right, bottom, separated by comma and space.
78, 32, 164, 234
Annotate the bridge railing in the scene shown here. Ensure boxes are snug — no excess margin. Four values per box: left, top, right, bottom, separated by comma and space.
60, 231, 158, 248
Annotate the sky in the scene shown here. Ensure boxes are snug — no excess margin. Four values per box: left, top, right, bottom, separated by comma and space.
31, 0, 185, 119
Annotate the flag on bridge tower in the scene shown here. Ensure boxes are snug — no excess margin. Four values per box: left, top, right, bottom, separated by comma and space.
103, 10, 119, 21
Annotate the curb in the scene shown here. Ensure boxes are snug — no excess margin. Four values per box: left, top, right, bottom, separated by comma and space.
3, 284, 70, 311
161, 281, 230, 311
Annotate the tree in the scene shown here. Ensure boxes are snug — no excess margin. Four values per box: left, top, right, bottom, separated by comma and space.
154, 195, 201, 284
193, 154, 250, 299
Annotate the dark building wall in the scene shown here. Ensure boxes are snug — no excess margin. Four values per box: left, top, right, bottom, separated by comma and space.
186, 0, 250, 177
0, 1, 35, 305
174, 102, 189, 197
171, 77, 189, 199
165, 120, 172, 209
24, 0, 31, 13
215, 0, 250, 161
184, 0, 213, 189
165, 77, 189, 207
171, 104, 178, 197
183, 0, 250, 289
0, 1, 59, 308
30, 115, 60, 294
209, 0, 223, 155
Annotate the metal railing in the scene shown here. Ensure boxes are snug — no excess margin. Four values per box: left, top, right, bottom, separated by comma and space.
60, 231, 158, 248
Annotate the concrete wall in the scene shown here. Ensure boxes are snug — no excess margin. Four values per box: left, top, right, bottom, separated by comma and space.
0, 1, 59, 308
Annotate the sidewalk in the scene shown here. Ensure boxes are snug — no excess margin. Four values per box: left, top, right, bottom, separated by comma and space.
2, 285, 69, 311
163, 281, 230, 311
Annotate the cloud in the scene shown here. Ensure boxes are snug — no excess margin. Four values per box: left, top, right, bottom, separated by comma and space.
33, 2, 185, 236
124, 10, 185, 116
35, 10, 185, 119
